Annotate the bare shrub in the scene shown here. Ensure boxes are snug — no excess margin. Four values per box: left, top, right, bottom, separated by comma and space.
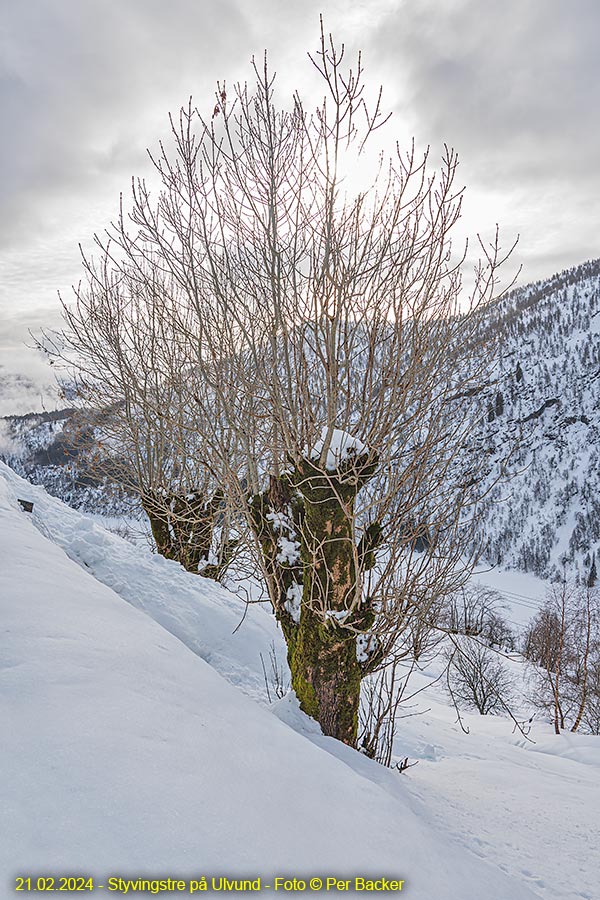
442, 585, 515, 649
260, 642, 291, 703
446, 638, 513, 715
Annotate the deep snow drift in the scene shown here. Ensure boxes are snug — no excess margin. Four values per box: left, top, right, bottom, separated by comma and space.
1, 462, 598, 898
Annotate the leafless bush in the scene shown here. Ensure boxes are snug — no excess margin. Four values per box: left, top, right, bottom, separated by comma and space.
445, 637, 513, 715
359, 659, 424, 767
442, 584, 515, 649
260, 641, 291, 703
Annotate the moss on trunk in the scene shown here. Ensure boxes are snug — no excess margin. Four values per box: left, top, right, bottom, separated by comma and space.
248, 475, 304, 644
141, 489, 226, 578
287, 452, 379, 745
288, 608, 363, 744
249, 454, 382, 745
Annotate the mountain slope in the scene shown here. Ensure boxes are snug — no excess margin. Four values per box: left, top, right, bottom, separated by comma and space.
469, 258, 600, 580
0, 405, 133, 513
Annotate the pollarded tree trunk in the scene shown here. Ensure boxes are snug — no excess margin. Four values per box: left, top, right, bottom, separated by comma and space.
288, 608, 363, 745
248, 475, 305, 645
288, 453, 379, 745
142, 492, 178, 561
141, 489, 230, 578
248, 459, 381, 745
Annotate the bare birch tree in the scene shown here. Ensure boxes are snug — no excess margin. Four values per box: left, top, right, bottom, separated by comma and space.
524, 582, 599, 733
51, 24, 515, 744
445, 638, 514, 716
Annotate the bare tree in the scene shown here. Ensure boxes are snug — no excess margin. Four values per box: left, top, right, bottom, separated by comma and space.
44, 263, 241, 579
526, 582, 573, 733
570, 586, 595, 733
50, 23, 515, 744
442, 584, 515, 649
445, 637, 514, 716
524, 582, 599, 733
581, 659, 600, 735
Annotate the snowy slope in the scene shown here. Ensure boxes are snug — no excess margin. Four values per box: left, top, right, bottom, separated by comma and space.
0, 463, 547, 899
385, 671, 600, 900
0, 460, 283, 704
472, 258, 600, 581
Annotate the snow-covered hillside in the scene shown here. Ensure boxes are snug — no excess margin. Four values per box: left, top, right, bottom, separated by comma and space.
0, 406, 134, 514
468, 258, 600, 581
2, 462, 599, 899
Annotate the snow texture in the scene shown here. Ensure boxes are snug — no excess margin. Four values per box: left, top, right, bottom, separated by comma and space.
267, 508, 301, 565
1, 462, 598, 899
284, 582, 303, 623
310, 426, 368, 471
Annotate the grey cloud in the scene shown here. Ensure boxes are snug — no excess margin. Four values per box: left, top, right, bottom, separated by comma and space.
363, 0, 600, 281
1, 0, 598, 409
0, 0, 334, 412
372, 0, 600, 185
0, 306, 59, 416
0, 0, 334, 249
0, 0, 255, 243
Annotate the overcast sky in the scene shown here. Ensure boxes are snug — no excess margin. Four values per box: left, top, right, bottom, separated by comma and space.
1, 0, 599, 413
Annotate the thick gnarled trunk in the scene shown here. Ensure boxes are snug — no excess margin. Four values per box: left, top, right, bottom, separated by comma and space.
288, 454, 378, 745
249, 476, 304, 644
288, 609, 363, 745
142, 489, 234, 579
249, 456, 380, 746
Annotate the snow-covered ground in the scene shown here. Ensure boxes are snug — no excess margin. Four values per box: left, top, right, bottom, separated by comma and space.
1, 461, 599, 899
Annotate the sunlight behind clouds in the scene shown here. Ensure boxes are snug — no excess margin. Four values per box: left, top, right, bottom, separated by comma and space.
1, 0, 598, 411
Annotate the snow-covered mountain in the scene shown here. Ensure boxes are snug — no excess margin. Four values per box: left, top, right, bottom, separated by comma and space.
0, 405, 134, 514
2, 257, 600, 581
472, 258, 600, 581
